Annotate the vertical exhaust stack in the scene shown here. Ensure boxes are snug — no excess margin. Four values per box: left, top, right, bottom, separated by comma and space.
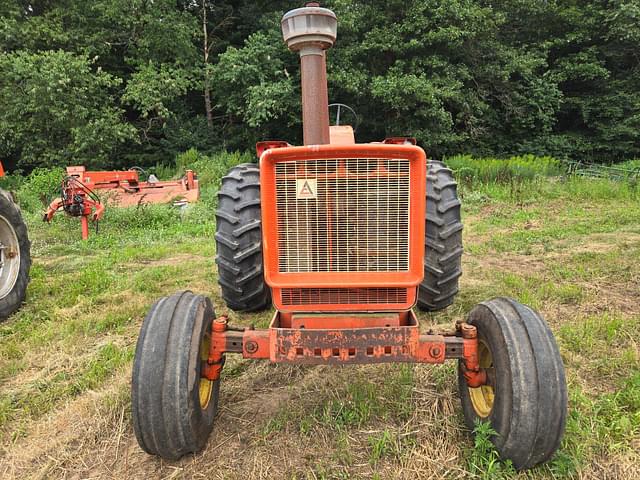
281, 3, 337, 145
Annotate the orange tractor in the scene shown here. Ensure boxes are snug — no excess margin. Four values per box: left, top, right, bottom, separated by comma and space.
131, 3, 567, 470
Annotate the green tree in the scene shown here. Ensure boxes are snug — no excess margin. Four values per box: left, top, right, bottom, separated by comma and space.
1, 1, 639, 167
0, 50, 135, 169
211, 0, 562, 157
548, 1, 640, 160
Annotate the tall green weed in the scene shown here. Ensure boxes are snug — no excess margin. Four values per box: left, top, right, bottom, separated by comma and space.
446, 155, 562, 184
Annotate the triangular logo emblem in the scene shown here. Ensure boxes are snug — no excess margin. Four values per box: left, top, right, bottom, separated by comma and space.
296, 178, 317, 199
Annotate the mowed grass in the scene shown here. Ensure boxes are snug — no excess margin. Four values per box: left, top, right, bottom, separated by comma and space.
0, 173, 638, 479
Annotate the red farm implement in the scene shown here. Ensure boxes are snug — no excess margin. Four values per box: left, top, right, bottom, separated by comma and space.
62, 166, 199, 206
43, 166, 199, 239
130, 3, 567, 470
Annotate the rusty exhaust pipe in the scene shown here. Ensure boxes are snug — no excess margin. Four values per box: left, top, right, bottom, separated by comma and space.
282, 2, 337, 145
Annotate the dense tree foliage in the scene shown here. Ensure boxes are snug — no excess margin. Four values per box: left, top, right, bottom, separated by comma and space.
0, 1, 638, 170
0, 50, 135, 168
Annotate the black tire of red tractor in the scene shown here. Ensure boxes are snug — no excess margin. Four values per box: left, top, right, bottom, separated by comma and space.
457, 297, 568, 470
132, 291, 220, 460
0, 189, 31, 321
417, 160, 463, 312
215, 163, 270, 312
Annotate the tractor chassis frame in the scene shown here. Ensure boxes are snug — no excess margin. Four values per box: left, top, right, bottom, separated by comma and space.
202, 311, 487, 388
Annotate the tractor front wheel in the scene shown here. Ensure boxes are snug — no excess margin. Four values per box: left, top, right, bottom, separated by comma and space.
458, 297, 567, 470
132, 291, 220, 460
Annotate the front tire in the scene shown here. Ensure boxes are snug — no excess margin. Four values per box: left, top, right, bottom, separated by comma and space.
458, 297, 567, 470
132, 291, 220, 460
0, 189, 31, 321
418, 160, 462, 312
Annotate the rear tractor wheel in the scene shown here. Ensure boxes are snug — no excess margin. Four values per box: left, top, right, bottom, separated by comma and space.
132, 291, 220, 459
0, 189, 31, 321
458, 297, 567, 470
418, 160, 463, 312
215, 163, 270, 312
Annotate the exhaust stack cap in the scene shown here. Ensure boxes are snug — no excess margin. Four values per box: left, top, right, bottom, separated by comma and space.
281, 3, 337, 54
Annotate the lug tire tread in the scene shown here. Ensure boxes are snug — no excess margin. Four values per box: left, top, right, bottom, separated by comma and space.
215, 164, 270, 312
418, 160, 463, 312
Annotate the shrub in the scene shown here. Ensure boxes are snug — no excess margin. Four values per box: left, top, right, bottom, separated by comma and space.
15, 167, 65, 213
0, 172, 26, 192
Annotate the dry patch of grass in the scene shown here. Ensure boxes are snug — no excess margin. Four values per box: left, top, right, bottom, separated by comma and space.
0, 243, 216, 445
0, 369, 131, 479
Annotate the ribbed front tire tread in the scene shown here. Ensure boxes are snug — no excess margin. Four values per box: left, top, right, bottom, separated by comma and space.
132, 291, 220, 460
458, 297, 568, 470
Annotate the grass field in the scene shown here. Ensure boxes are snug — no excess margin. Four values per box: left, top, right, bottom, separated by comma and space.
0, 159, 639, 479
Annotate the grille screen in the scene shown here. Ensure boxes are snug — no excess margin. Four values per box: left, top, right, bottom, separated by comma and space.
280, 288, 408, 306
275, 159, 410, 273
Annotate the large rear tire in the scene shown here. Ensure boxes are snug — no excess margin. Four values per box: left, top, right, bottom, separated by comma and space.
132, 291, 220, 460
215, 163, 270, 312
458, 297, 567, 470
417, 160, 463, 312
0, 189, 30, 321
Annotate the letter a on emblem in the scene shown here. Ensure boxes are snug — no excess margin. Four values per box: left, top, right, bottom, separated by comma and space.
296, 178, 317, 199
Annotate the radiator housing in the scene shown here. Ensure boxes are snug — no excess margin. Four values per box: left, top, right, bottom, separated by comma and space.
260, 144, 426, 312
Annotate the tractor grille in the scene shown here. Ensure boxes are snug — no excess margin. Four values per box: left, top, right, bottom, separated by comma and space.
280, 287, 408, 306
275, 159, 411, 273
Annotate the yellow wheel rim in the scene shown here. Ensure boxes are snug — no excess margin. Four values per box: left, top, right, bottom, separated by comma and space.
199, 334, 213, 409
468, 340, 494, 418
